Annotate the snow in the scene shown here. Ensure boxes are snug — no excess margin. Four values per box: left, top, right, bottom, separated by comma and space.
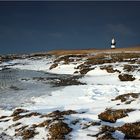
0, 55, 140, 139
86, 67, 110, 76
34, 127, 48, 140
48, 63, 78, 75
117, 110, 140, 124
3, 57, 53, 71
0, 57, 81, 75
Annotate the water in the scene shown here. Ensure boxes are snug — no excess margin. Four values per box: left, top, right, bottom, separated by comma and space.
0, 69, 62, 109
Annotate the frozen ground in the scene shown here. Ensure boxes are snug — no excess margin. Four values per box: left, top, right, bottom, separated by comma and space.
0, 54, 140, 139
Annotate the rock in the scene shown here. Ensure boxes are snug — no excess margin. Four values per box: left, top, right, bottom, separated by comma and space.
71, 119, 80, 125
87, 125, 115, 138
42, 110, 77, 118
74, 71, 79, 74
10, 86, 20, 90
51, 76, 85, 87
49, 63, 58, 70
98, 109, 134, 123
97, 132, 116, 140
79, 67, 95, 75
100, 65, 120, 73
0, 116, 8, 119
118, 122, 140, 139
82, 121, 101, 129
118, 74, 135, 81
101, 125, 115, 133
12, 110, 40, 121
13, 115, 23, 121
61, 110, 77, 115
0, 119, 10, 122
23, 112, 41, 118
37, 120, 51, 127
48, 120, 72, 140
111, 93, 139, 103
19, 129, 38, 140
10, 122, 22, 128
11, 109, 28, 117
15, 125, 28, 133
123, 65, 138, 72
53, 54, 86, 64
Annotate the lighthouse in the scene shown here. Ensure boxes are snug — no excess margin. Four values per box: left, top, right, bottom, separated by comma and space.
111, 38, 116, 49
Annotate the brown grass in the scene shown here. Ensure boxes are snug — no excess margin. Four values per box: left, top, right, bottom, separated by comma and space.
47, 47, 140, 56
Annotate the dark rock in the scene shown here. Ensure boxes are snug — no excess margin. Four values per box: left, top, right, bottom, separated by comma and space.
97, 132, 116, 140
10, 86, 20, 90
71, 119, 80, 125
118, 74, 135, 81
118, 122, 140, 139
42, 110, 77, 118
123, 65, 138, 72
98, 109, 134, 123
0, 119, 10, 122
11, 109, 28, 117
54, 54, 86, 64
111, 93, 139, 103
49, 63, 58, 70
15, 125, 28, 133
74, 71, 79, 74
18, 129, 38, 140
101, 125, 116, 133
87, 125, 115, 138
82, 121, 101, 129
79, 67, 95, 75
37, 120, 51, 127
48, 120, 72, 140
100, 65, 121, 73
61, 110, 77, 115
52, 76, 85, 87
0, 116, 8, 119
13, 115, 23, 121
12, 110, 40, 121
12, 122, 22, 127
23, 112, 41, 118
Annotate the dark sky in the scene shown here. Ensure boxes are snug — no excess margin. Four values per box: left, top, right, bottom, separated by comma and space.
0, 1, 140, 54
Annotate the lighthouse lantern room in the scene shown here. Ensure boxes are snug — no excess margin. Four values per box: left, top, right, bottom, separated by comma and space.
111, 38, 116, 49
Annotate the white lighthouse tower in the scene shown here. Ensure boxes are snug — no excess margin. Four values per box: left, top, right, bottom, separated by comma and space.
111, 38, 116, 49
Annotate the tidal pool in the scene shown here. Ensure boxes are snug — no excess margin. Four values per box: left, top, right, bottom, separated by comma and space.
0, 69, 63, 109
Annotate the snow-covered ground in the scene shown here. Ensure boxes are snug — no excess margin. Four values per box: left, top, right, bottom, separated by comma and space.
0, 54, 140, 139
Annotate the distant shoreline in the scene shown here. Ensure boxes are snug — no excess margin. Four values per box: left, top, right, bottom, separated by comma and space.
0, 46, 140, 57
47, 46, 140, 56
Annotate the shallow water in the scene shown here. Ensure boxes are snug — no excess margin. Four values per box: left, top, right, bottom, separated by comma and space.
0, 69, 63, 109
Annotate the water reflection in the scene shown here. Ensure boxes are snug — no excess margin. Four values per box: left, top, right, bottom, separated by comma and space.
0, 69, 19, 89
0, 69, 60, 109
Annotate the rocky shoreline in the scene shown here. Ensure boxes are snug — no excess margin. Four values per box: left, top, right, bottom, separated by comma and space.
0, 49, 140, 139
1, 91, 140, 140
